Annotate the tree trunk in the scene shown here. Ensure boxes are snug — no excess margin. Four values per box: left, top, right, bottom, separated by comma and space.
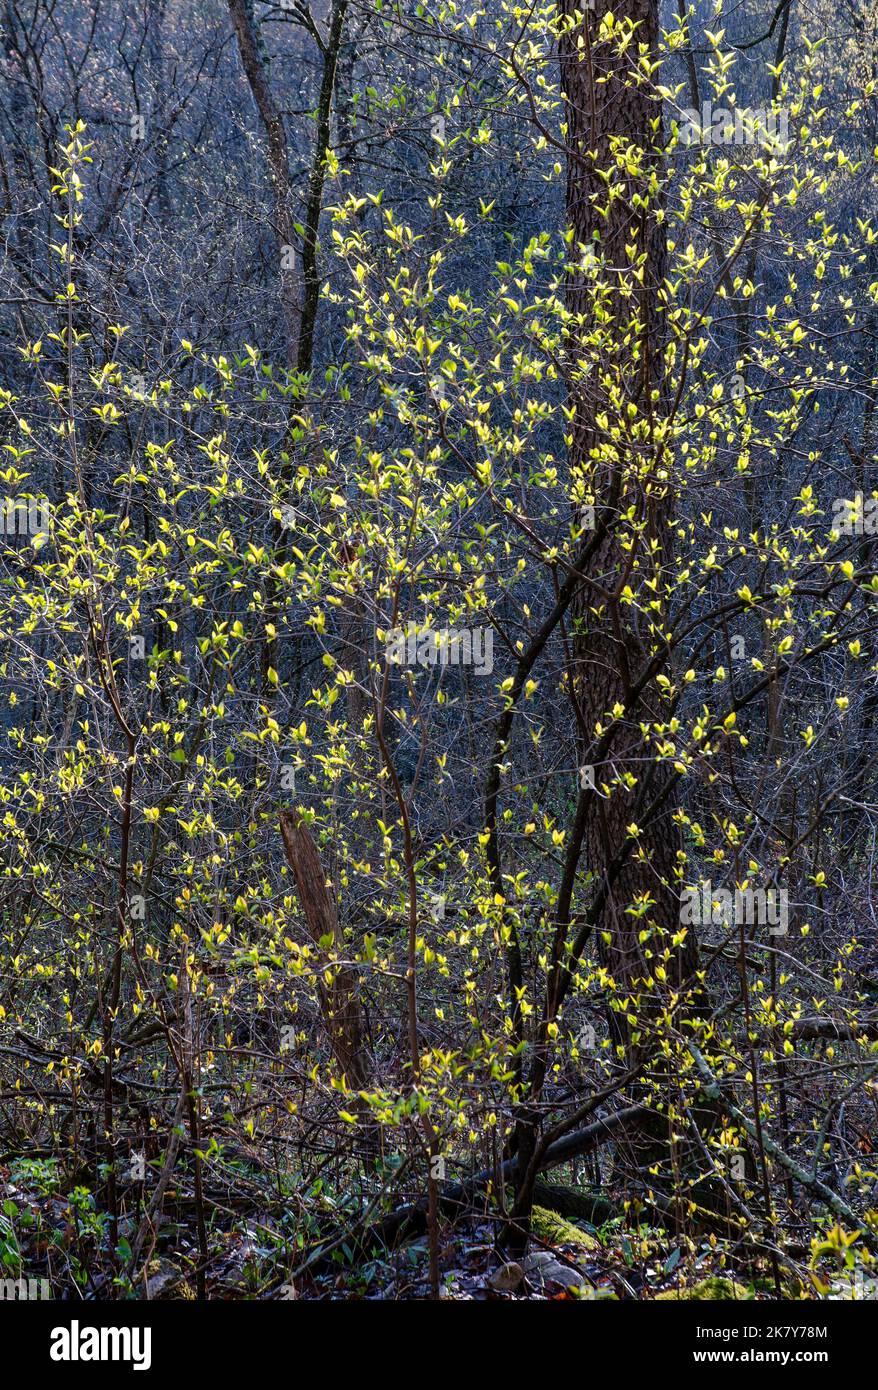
560, 0, 697, 1019
504, 0, 704, 1252
279, 811, 370, 1096
226, 0, 301, 367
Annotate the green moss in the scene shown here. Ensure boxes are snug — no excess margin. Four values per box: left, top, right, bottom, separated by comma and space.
656, 1276, 750, 1301
531, 1205, 600, 1253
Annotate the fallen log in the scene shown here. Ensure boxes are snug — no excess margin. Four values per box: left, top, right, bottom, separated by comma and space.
689, 1042, 878, 1253
531, 1180, 616, 1226
785, 1016, 878, 1042
293, 1104, 650, 1276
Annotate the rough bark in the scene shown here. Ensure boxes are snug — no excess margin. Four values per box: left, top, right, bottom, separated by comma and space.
560, 0, 697, 1013
503, 0, 704, 1249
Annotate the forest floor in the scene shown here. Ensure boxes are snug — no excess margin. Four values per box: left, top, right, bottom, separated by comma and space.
4, 1153, 849, 1301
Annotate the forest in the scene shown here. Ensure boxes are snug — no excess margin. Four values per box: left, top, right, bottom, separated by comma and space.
1, 0, 877, 1320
